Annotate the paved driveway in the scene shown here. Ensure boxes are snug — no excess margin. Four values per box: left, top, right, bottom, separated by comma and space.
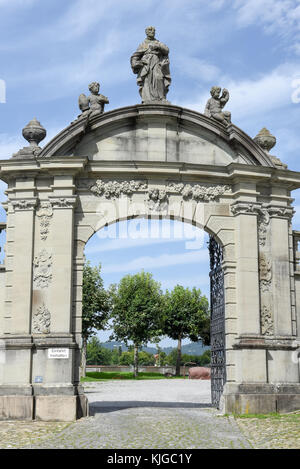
26, 380, 251, 449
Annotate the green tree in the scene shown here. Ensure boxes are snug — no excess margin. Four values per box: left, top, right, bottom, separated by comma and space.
110, 271, 164, 377
119, 351, 134, 366
199, 349, 211, 366
81, 261, 110, 376
86, 337, 113, 365
163, 285, 210, 375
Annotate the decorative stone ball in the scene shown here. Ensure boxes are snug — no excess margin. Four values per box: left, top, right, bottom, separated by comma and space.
22, 118, 46, 147
254, 127, 276, 153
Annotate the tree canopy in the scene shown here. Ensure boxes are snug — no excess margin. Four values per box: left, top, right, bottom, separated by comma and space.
110, 271, 164, 376
81, 261, 111, 375
163, 285, 210, 374
82, 261, 110, 342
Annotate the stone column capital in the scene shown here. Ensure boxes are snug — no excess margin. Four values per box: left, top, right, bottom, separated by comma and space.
11, 198, 38, 211
48, 196, 78, 210
266, 205, 294, 220
230, 202, 261, 216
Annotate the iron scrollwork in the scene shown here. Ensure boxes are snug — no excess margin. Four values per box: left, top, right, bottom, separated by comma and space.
209, 236, 226, 408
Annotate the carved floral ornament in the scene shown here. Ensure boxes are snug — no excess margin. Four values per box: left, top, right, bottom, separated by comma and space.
36, 201, 53, 241
32, 304, 51, 334
260, 305, 274, 336
33, 249, 52, 289
259, 253, 272, 292
89, 179, 232, 211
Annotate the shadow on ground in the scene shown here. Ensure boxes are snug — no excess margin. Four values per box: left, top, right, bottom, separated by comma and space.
89, 401, 212, 415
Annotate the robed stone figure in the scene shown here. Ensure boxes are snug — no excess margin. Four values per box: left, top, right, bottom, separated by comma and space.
131, 26, 171, 104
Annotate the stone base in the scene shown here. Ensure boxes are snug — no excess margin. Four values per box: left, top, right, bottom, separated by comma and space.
35, 396, 77, 422
0, 396, 33, 420
223, 383, 300, 414
0, 394, 88, 421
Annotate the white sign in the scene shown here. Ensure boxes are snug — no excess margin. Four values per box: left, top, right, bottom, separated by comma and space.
48, 348, 69, 359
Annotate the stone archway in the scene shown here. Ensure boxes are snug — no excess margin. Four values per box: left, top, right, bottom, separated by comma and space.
0, 104, 299, 420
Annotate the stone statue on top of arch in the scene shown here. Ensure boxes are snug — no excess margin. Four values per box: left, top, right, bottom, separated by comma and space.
204, 86, 231, 126
131, 26, 171, 104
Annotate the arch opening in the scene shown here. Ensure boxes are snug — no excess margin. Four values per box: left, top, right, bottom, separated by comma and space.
79, 216, 226, 409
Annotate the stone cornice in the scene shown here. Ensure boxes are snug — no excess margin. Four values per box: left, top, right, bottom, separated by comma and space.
233, 335, 300, 350
0, 157, 88, 182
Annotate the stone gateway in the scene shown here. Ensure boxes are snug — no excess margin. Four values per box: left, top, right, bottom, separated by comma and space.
0, 56, 300, 421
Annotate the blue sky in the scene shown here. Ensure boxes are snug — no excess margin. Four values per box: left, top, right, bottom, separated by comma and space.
0, 0, 300, 346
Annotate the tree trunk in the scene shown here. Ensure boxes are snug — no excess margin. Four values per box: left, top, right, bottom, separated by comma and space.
176, 335, 182, 376
133, 344, 139, 378
80, 337, 87, 378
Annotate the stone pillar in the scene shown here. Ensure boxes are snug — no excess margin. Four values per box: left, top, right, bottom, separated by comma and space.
224, 199, 300, 414
0, 190, 37, 420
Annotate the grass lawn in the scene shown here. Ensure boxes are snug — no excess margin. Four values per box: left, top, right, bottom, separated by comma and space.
81, 371, 185, 381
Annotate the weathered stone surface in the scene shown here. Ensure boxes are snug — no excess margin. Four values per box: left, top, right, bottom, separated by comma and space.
35, 396, 77, 422
0, 104, 299, 421
0, 396, 33, 420
77, 82, 109, 119
131, 26, 171, 103
204, 86, 231, 126
13, 118, 46, 159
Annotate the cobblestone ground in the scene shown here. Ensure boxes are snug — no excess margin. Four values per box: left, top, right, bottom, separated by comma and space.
24, 407, 250, 449
0, 381, 298, 449
0, 420, 69, 449
236, 413, 300, 449
0, 381, 251, 449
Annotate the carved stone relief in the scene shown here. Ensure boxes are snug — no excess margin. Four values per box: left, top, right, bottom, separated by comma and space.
50, 198, 77, 209
33, 249, 52, 289
259, 253, 272, 292
260, 305, 274, 336
12, 199, 37, 211
36, 201, 53, 241
146, 189, 168, 212
257, 209, 270, 247
90, 179, 148, 199
90, 179, 232, 204
168, 183, 231, 202
32, 304, 51, 334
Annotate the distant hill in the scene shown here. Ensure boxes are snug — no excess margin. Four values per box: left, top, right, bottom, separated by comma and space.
100, 340, 210, 356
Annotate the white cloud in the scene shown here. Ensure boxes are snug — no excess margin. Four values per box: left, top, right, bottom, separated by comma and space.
175, 56, 220, 82
86, 220, 205, 254
160, 274, 210, 292
181, 62, 300, 122
102, 249, 209, 274
233, 0, 300, 48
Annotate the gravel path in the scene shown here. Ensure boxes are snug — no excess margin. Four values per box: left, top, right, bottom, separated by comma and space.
23, 380, 251, 449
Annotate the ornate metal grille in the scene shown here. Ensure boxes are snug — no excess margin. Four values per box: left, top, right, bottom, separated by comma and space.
209, 236, 226, 408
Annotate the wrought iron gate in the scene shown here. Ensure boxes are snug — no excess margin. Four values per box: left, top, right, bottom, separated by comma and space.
209, 236, 226, 408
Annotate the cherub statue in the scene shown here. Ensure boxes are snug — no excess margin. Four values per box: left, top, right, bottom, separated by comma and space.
204, 86, 231, 126
78, 82, 109, 118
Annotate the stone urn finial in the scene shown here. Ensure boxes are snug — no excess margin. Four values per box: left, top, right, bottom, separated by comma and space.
254, 127, 287, 169
254, 127, 276, 153
22, 117, 47, 148
12, 118, 46, 159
